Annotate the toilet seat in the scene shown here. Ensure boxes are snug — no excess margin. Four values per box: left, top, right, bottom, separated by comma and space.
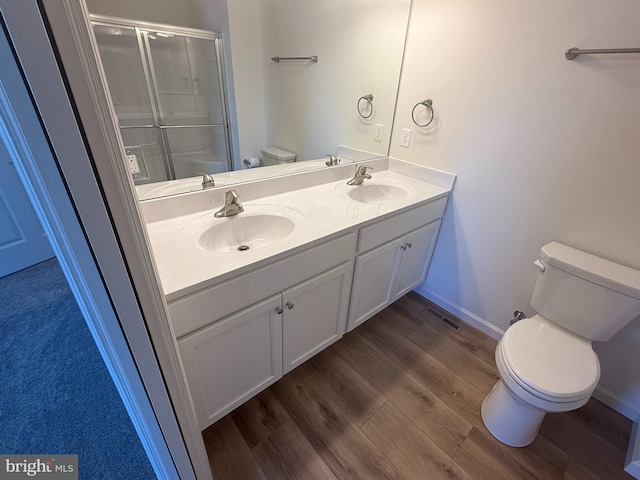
500, 316, 600, 403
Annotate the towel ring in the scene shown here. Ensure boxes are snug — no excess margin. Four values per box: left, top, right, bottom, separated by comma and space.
412, 99, 434, 127
357, 94, 374, 119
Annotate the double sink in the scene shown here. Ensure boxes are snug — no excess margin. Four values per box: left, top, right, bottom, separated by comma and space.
141, 158, 453, 299
178, 175, 415, 255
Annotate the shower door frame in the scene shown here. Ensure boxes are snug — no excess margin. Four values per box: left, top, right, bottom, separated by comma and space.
91, 15, 235, 182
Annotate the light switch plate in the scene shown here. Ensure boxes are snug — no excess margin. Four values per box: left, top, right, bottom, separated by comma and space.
400, 128, 412, 147
374, 124, 384, 142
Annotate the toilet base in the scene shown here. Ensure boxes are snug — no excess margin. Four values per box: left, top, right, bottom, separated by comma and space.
481, 380, 546, 447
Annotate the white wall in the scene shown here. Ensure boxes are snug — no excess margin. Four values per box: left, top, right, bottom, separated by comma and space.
392, 0, 640, 418
226, 0, 267, 163
86, 0, 196, 29
86, 0, 229, 32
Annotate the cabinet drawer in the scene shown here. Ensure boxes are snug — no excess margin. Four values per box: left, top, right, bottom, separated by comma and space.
170, 232, 357, 338
357, 197, 447, 253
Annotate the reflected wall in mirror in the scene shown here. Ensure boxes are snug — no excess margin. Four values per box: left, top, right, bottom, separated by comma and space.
86, 0, 412, 199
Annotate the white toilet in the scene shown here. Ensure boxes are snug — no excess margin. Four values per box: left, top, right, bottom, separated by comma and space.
260, 147, 296, 166
482, 242, 640, 447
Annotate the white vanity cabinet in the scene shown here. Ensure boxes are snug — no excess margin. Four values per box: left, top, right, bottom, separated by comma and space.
155, 160, 455, 429
347, 198, 447, 331
170, 233, 356, 429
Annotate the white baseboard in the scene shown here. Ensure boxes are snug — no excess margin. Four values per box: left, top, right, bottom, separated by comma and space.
414, 286, 504, 340
626, 418, 640, 479
592, 385, 639, 421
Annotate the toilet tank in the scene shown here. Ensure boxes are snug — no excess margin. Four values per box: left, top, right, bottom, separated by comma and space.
260, 147, 296, 166
531, 242, 640, 342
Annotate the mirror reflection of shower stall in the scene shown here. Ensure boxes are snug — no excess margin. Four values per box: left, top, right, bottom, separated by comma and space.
92, 16, 233, 185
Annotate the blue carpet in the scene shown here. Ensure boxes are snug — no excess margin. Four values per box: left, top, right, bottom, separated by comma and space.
0, 258, 156, 479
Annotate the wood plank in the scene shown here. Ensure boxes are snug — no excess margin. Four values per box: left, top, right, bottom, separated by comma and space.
540, 408, 633, 480
402, 292, 498, 367
359, 308, 487, 430
251, 420, 337, 480
230, 389, 291, 449
563, 457, 617, 480
392, 292, 431, 322
362, 299, 424, 339
562, 398, 633, 454
409, 322, 500, 395
453, 427, 569, 480
362, 402, 473, 480
271, 362, 406, 480
202, 415, 267, 480
308, 346, 387, 427
333, 330, 473, 457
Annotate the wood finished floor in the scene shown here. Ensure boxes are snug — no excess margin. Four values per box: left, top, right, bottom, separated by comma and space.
202, 292, 634, 480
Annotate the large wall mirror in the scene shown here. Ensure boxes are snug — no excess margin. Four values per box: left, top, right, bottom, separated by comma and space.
86, 0, 412, 200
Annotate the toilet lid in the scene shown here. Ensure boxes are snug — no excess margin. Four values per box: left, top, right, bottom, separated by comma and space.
501, 316, 600, 401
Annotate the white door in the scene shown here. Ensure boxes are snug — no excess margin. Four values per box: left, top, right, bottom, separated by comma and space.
282, 262, 352, 374
347, 236, 405, 331
391, 220, 442, 302
178, 294, 283, 430
0, 144, 54, 277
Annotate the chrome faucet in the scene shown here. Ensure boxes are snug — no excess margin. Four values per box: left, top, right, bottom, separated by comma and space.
347, 165, 373, 185
214, 190, 244, 217
199, 172, 215, 189
325, 154, 339, 166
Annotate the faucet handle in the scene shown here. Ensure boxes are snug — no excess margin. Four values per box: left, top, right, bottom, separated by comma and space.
226, 189, 240, 202
325, 154, 338, 166
358, 164, 374, 174
199, 172, 215, 189
214, 190, 244, 217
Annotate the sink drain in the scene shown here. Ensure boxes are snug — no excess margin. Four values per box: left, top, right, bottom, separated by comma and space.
237, 245, 250, 252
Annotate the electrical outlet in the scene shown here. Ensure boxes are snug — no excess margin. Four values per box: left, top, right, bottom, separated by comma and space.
374, 124, 384, 142
400, 128, 412, 147
126, 153, 141, 174
124, 146, 149, 183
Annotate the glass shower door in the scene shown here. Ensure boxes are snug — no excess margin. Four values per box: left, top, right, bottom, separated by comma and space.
92, 23, 172, 183
145, 31, 231, 177
92, 17, 233, 185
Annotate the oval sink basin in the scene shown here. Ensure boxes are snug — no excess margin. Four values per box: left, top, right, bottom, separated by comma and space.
178, 205, 305, 255
334, 177, 413, 204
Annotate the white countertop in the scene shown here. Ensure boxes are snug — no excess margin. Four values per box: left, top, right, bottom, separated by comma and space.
142, 158, 455, 301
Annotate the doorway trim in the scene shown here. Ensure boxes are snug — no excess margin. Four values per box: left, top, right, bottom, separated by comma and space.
0, 1, 211, 478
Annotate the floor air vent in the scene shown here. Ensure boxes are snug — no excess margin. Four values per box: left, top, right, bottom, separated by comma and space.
440, 317, 461, 331
425, 306, 462, 332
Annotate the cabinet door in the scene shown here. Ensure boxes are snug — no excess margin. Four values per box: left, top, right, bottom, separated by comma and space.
282, 262, 352, 374
347, 236, 405, 331
391, 220, 442, 302
178, 294, 282, 430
